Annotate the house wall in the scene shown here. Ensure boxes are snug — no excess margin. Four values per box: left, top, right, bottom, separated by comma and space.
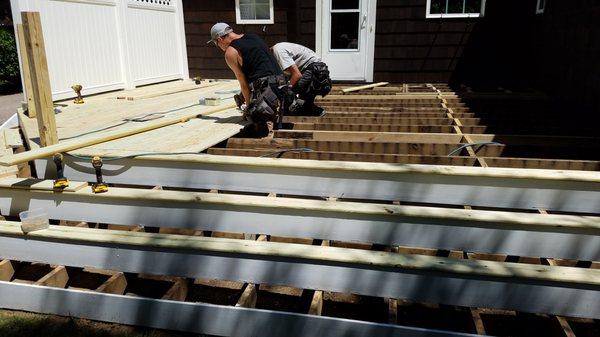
183, 0, 534, 84
530, 0, 600, 113
183, 0, 598, 113
184, 0, 314, 79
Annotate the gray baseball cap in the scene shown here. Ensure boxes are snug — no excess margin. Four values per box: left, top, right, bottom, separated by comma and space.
207, 22, 233, 44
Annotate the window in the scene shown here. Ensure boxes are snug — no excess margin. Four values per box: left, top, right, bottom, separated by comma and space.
426, 0, 486, 19
536, 0, 546, 14
235, 0, 274, 24
330, 0, 360, 50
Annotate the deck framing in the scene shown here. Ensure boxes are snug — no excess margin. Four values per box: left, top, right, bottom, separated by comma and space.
0, 280, 481, 337
0, 222, 598, 319
1, 181, 599, 260
32, 155, 600, 213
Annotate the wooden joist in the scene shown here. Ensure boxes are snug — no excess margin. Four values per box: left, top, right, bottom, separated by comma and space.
1, 180, 599, 259
35, 265, 68, 288
341, 82, 389, 93
27, 153, 600, 213
0, 260, 14, 281
209, 148, 477, 166
274, 130, 464, 143
0, 221, 599, 319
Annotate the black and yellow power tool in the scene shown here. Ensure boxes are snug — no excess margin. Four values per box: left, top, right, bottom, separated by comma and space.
52, 153, 69, 190
91, 156, 109, 194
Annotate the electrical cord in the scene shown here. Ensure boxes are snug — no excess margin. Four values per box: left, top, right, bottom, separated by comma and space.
60, 103, 201, 141
259, 148, 313, 158
65, 151, 207, 162
447, 142, 503, 157
65, 147, 314, 162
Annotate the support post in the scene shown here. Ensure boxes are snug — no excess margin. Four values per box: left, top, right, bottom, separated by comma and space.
21, 12, 58, 146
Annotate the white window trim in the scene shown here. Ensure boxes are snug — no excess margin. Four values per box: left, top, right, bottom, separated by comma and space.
425, 0, 486, 19
536, 0, 545, 14
235, 0, 274, 24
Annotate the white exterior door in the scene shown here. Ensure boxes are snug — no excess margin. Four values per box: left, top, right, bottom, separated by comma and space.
317, 0, 376, 82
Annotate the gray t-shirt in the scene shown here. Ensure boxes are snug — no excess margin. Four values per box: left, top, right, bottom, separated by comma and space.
272, 42, 321, 72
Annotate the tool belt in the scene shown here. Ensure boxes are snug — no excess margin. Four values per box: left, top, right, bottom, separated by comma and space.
249, 74, 287, 92
295, 62, 332, 97
245, 74, 288, 124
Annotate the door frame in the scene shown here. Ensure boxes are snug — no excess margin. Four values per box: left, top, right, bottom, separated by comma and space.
315, 0, 377, 82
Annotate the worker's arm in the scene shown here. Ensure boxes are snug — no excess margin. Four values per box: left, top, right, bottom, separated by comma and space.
225, 47, 251, 104
287, 64, 303, 87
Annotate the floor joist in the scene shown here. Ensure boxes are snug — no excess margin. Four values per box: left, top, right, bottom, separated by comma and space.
32, 156, 600, 213
1, 181, 600, 260
0, 280, 481, 337
0, 222, 598, 319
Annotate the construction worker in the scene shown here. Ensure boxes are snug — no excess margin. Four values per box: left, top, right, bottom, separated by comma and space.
208, 23, 289, 132
271, 42, 332, 116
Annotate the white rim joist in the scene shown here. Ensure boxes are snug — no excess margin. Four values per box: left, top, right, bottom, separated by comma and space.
34, 155, 600, 213
1, 178, 599, 260
0, 281, 481, 337
0, 221, 599, 319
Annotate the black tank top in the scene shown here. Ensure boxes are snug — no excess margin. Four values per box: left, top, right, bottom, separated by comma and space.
230, 33, 282, 83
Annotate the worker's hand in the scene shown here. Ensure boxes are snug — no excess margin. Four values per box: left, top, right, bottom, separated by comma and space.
240, 103, 247, 111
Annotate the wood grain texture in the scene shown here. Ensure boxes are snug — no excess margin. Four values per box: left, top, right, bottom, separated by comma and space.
21, 12, 57, 146
0, 221, 599, 286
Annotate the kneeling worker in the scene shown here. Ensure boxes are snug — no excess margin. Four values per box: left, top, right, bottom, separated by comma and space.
272, 42, 332, 116
208, 22, 288, 130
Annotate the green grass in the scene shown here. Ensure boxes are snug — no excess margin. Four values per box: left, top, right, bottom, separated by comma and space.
0, 310, 200, 337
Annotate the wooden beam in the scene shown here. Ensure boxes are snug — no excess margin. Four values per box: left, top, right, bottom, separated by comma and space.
274, 130, 464, 143
341, 82, 389, 93
21, 12, 57, 146
0, 102, 237, 167
0, 280, 480, 337
1, 222, 599, 318
236, 283, 258, 308
35, 265, 68, 288
236, 234, 267, 308
224, 138, 481, 155
208, 148, 476, 166
1, 221, 599, 287
0, 259, 14, 281
292, 123, 457, 133
162, 278, 188, 301
95, 272, 127, 295
284, 114, 477, 123
308, 240, 328, 316
15, 24, 36, 118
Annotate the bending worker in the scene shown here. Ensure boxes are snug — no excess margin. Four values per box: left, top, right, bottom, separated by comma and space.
272, 42, 332, 116
208, 22, 288, 132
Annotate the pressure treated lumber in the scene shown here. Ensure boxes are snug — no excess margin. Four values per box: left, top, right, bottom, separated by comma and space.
16, 24, 36, 118
1, 180, 599, 259
209, 148, 477, 166
0, 260, 14, 281
0, 102, 237, 166
0, 221, 598, 286
341, 82, 389, 93
21, 12, 57, 146
35, 265, 68, 288
0, 221, 599, 319
0, 281, 479, 337
30, 153, 600, 213
274, 130, 463, 143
